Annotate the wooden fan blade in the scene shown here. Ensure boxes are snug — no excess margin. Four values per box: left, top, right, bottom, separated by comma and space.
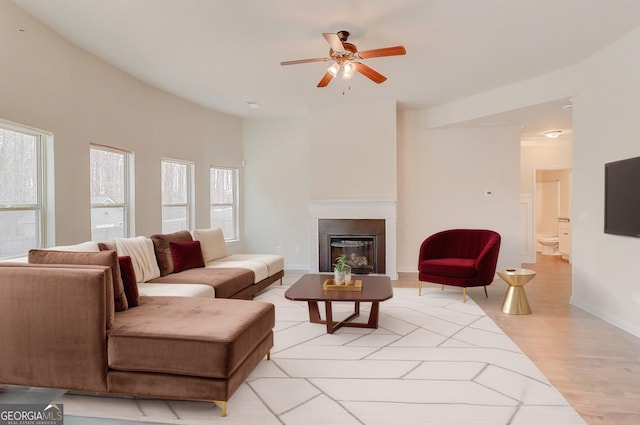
317, 72, 334, 87
281, 57, 331, 66
355, 62, 387, 84
322, 32, 345, 53
357, 45, 406, 59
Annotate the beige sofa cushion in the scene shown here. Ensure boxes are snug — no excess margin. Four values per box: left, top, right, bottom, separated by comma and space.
193, 228, 227, 262
147, 267, 254, 299
137, 282, 215, 298
205, 259, 269, 282
28, 249, 128, 312
219, 254, 285, 276
108, 296, 275, 379
149, 230, 193, 276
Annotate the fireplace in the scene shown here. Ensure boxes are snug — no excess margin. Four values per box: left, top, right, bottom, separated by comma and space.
330, 236, 376, 274
308, 199, 397, 279
319, 219, 385, 274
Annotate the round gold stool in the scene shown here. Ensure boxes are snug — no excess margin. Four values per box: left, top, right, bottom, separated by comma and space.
497, 268, 536, 315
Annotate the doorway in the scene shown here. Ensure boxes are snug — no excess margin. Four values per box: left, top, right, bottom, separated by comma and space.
533, 168, 572, 261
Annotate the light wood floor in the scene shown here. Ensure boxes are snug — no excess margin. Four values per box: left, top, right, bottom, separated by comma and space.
397, 254, 640, 425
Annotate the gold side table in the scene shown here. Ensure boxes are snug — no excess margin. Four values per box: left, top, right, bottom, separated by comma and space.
498, 268, 536, 315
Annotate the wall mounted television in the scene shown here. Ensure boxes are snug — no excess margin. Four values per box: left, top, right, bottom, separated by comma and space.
604, 156, 640, 237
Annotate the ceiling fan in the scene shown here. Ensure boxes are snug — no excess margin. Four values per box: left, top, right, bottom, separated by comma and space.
280, 31, 406, 87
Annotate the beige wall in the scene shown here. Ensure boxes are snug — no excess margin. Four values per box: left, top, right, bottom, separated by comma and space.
0, 1, 243, 245
396, 111, 522, 273
308, 101, 397, 200
242, 101, 397, 269
242, 116, 310, 268
571, 25, 640, 337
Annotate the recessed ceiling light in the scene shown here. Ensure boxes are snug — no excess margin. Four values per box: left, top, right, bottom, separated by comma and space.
245, 100, 261, 110
562, 104, 573, 111
544, 130, 563, 138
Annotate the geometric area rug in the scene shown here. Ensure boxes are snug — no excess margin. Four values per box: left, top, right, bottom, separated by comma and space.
56, 286, 587, 425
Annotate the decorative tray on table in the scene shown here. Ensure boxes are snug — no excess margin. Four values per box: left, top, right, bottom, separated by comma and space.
322, 279, 363, 291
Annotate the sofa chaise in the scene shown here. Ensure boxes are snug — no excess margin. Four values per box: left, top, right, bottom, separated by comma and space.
0, 260, 275, 417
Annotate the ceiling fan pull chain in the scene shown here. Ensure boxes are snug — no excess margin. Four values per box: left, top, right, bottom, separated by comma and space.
342, 80, 351, 96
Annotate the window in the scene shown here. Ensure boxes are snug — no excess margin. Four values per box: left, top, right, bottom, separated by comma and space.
210, 166, 238, 240
161, 159, 193, 233
0, 122, 50, 259
90, 145, 132, 241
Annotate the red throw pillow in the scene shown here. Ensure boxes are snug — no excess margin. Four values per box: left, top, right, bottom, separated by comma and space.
170, 241, 205, 273
118, 256, 140, 307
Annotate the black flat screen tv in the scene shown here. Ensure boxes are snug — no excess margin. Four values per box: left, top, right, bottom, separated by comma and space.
604, 156, 640, 237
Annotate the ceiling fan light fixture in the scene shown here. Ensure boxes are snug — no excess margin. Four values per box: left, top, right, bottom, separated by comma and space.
283, 31, 406, 88
342, 61, 356, 79
327, 62, 340, 77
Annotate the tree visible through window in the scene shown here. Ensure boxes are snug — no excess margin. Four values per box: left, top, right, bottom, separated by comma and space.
0, 125, 45, 259
161, 159, 193, 233
210, 167, 238, 240
90, 145, 131, 241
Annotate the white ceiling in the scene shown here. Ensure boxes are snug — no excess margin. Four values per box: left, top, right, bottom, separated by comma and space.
12, 0, 640, 138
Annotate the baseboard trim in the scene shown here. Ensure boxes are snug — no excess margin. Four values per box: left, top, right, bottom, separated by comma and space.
570, 296, 640, 339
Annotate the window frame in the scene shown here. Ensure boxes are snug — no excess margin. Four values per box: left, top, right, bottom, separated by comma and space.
0, 120, 53, 259
89, 143, 133, 241
210, 165, 239, 241
161, 158, 194, 233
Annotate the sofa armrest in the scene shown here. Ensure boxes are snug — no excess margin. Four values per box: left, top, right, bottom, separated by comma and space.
0, 264, 110, 392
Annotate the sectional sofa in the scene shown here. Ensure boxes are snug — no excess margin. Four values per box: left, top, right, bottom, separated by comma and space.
0, 228, 285, 417
101, 228, 285, 299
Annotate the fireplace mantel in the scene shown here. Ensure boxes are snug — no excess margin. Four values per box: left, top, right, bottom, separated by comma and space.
308, 199, 397, 279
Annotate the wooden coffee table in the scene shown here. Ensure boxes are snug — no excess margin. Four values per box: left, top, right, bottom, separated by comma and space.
284, 274, 393, 334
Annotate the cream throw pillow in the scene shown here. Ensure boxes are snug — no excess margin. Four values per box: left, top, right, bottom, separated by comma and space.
193, 228, 228, 262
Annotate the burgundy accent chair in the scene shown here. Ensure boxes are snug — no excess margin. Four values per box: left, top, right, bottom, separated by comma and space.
417, 229, 501, 302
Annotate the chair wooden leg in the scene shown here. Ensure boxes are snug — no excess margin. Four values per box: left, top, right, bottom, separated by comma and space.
418, 281, 422, 296
462, 287, 467, 303
484, 286, 488, 298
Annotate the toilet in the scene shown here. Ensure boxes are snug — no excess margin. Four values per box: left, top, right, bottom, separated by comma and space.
537, 236, 559, 255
